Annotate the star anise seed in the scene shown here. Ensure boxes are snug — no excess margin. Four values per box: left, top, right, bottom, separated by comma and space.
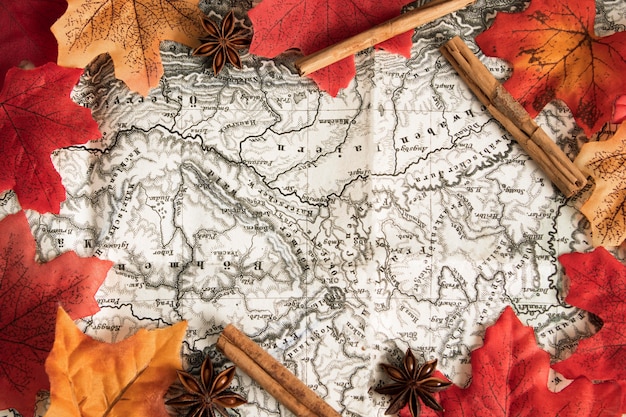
375, 349, 451, 417
166, 354, 246, 417
193, 10, 250, 76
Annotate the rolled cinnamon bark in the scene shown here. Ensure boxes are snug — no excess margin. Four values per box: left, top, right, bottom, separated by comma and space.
439, 36, 587, 197
217, 324, 341, 417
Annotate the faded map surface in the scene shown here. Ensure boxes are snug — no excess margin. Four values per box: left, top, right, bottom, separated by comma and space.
3, 0, 625, 416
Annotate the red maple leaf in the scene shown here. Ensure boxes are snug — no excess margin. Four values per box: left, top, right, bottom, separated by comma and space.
433, 307, 622, 417
0, 211, 113, 417
0, 62, 101, 213
248, 0, 414, 96
0, 0, 67, 90
553, 247, 626, 383
475, 0, 626, 136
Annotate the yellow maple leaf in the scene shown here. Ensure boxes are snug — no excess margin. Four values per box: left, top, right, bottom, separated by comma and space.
574, 123, 626, 247
51, 0, 205, 96
45, 307, 187, 417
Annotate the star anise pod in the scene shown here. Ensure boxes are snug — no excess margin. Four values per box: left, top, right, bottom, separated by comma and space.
166, 354, 246, 417
193, 10, 250, 76
375, 349, 451, 417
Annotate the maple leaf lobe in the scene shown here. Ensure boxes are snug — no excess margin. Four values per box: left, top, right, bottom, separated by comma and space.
475, 0, 626, 136
574, 123, 626, 246
0, 0, 67, 90
0, 63, 101, 213
436, 306, 622, 417
0, 211, 112, 417
52, 0, 205, 95
248, 0, 414, 96
45, 308, 187, 417
555, 248, 626, 382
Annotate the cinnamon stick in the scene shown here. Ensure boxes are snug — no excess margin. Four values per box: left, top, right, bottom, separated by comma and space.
295, 0, 476, 76
439, 36, 587, 197
217, 324, 341, 417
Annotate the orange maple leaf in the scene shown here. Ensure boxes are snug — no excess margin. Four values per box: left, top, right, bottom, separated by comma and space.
574, 122, 626, 247
45, 308, 187, 417
475, 0, 626, 136
51, 0, 205, 96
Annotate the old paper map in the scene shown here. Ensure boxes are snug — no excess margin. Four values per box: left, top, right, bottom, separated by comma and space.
2, 0, 624, 416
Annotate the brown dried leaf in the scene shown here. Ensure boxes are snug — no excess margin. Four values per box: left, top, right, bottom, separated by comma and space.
574, 123, 626, 246
51, 0, 205, 95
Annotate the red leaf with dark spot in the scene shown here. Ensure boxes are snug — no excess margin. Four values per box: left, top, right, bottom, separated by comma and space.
0, 211, 112, 417
0, 63, 101, 213
475, 0, 626, 136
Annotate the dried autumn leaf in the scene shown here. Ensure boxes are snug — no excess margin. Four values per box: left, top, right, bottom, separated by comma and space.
45, 308, 187, 417
0, 211, 112, 417
475, 0, 626, 136
433, 307, 622, 417
573, 122, 626, 247
51, 0, 205, 96
0, 0, 67, 90
0, 63, 101, 214
248, 0, 414, 96
553, 247, 626, 382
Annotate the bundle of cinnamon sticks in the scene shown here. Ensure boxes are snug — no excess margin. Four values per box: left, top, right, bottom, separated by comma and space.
294, 0, 585, 198
440, 36, 587, 197
217, 324, 341, 417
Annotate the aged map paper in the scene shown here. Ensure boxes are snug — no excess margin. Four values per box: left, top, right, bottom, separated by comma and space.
2, 0, 625, 416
